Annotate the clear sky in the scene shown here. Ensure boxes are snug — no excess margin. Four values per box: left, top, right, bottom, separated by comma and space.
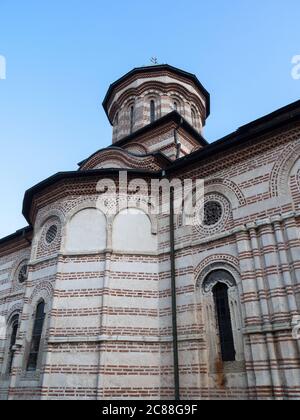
0, 0, 299, 238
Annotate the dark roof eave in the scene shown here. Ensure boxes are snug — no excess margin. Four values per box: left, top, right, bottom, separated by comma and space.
22, 168, 162, 224
0, 226, 33, 247
111, 111, 209, 149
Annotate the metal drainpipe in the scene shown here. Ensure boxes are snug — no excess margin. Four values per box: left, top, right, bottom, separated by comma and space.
170, 186, 180, 400
174, 117, 183, 159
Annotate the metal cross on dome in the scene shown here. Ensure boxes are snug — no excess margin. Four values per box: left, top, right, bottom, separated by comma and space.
150, 57, 159, 65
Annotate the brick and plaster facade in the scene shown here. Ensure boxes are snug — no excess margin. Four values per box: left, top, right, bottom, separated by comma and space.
0, 64, 300, 400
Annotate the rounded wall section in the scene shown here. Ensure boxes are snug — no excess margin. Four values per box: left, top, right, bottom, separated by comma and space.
112, 208, 157, 253
106, 68, 209, 143
65, 208, 107, 253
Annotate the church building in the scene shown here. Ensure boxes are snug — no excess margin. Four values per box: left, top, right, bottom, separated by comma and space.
0, 64, 300, 400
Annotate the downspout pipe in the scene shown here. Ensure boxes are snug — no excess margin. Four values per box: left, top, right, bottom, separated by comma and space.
174, 117, 183, 159
170, 186, 180, 400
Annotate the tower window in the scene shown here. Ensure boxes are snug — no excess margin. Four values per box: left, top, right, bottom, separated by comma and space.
130, 105, 135, 134
191, 108, 197, 127
27, 301, 46, 372
173, 101, 178, 111
7, 314, 19, 374
150, 100, 156, 123
213, 282, 236, 362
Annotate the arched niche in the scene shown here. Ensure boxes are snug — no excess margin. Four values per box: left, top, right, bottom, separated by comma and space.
65, 208, 107, 253
270, 140, 300, 197
112, 208, 157, 253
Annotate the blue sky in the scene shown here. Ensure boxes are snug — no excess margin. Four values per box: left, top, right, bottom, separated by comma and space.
0, 0, 299, 238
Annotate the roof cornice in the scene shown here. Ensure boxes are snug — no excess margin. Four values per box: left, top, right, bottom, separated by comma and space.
22, 168, 162, 224
111, 111, 209, 148
0, 226, 33, 248
78, 146, 173, 169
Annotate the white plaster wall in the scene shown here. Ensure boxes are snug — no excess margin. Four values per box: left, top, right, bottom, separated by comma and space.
112, 209, 157, 253
65, 208, 107, 253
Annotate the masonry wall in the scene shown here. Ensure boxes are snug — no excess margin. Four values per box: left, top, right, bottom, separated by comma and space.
0, 242, 31, 399
170, 122, 300, 399
1, 122, 300, 400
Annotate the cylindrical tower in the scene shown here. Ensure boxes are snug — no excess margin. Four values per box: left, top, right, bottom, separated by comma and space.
103, 64, 210, 144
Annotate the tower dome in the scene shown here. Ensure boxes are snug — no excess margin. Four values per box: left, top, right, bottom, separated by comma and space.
103, 64, 210, 144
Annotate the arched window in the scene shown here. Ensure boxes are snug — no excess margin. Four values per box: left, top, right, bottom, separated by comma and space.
191, 108, 197, 127
45, 225, 58, 244
16, 261, 29, 284
130, 105, 135, 134
150, 100, 156, 123
113, 112, 119, 140
7, 314, 19, 374
201, 268, 243, 366
212, 282, 236, 362
115, 112, 119, 126
27, 301, 46, 372
173, 101, 178, 111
